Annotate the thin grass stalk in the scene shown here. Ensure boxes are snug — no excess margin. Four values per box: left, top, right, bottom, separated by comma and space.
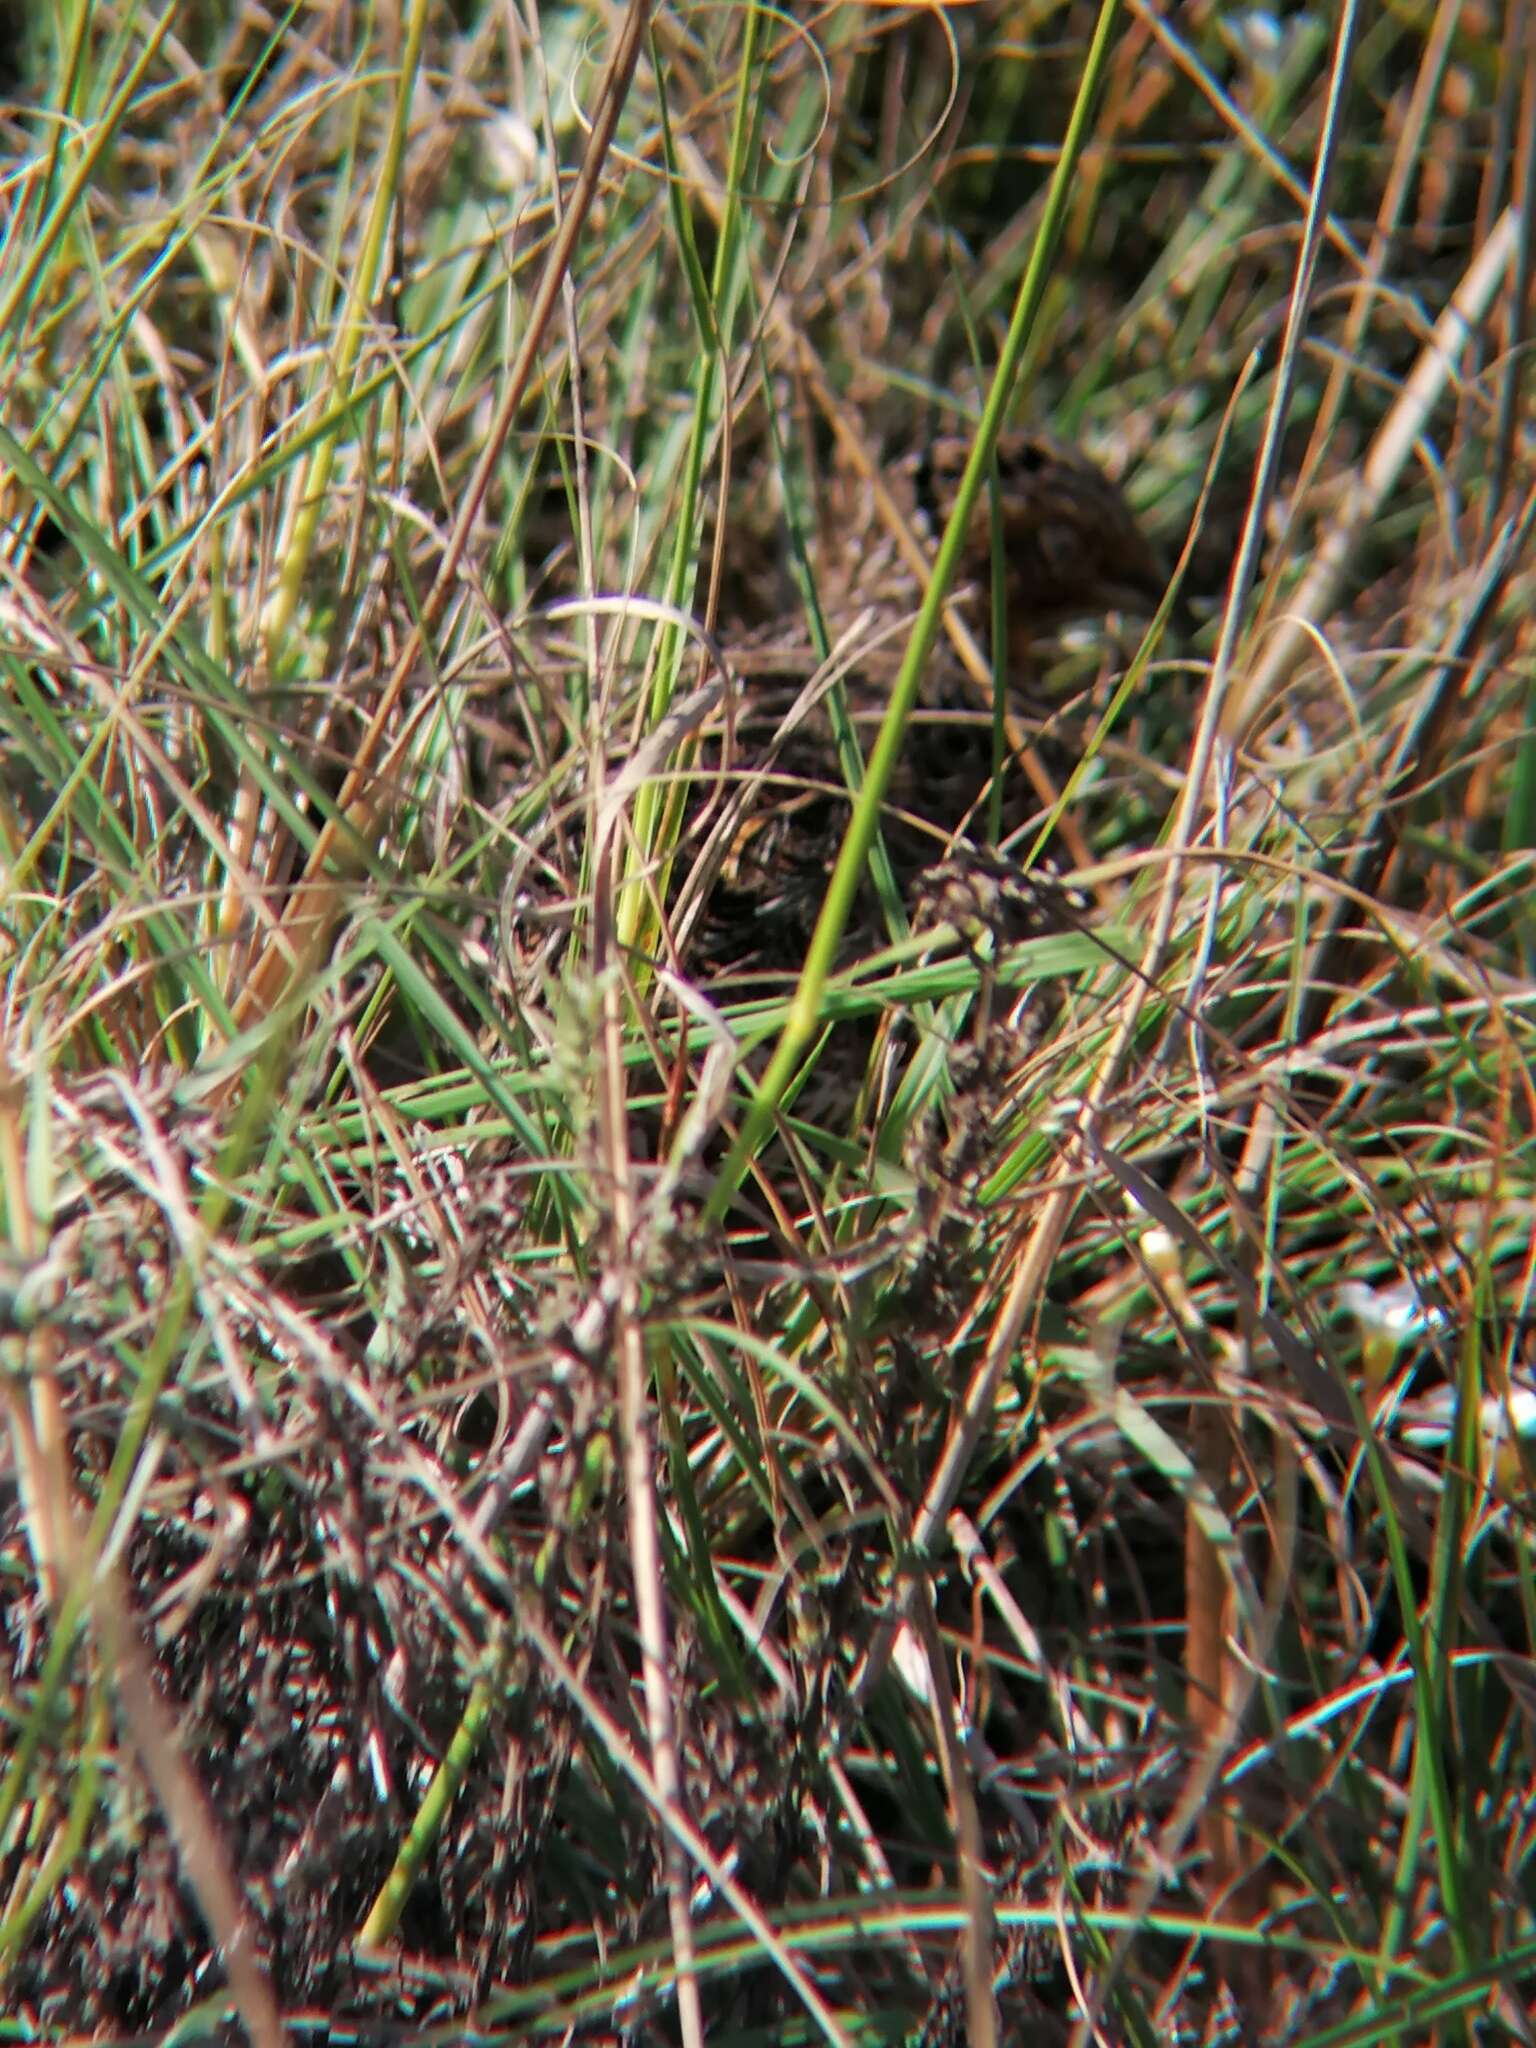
1486, 21, 1536, 526
595, 829, 704, 2048
356, 1633, 514, 1952
0, 989, 292, 1855
1368, 1425, 1473, 2025
1373, 1289, 1491, 2014
515, 1599, 851, 2044
0, 1688, 107, 1970
0, 8, 178, 357
231, 0, 653, 1035
614, 4, 766, 967
1284, 0, 1465, 565
907, 1591, 999, 2048
20, 0, 92, 237
752, 337, 910, 947
96, 1566, 283, 2048
1068, 15, 1369, 2018
703, 0, 1130, 1228
260, 0, 430, 657
1234, 207, 1515, 731
0, 1039, 72, 1607
529, 8, 601, 724
1130, 0, 1368, 279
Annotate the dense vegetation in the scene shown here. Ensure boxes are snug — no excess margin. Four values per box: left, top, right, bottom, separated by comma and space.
2, 3, 1534, 2042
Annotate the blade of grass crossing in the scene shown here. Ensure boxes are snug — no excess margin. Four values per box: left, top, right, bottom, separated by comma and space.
704, 0, 1132, 1227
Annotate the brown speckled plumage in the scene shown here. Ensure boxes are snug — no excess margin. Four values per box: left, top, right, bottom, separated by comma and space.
915, 428, 1172, 632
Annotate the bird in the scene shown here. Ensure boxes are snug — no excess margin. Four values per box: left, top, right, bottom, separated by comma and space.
913, 427, 1178, 639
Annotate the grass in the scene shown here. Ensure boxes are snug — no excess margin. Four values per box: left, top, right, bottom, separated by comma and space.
2, 1, 1536, 2042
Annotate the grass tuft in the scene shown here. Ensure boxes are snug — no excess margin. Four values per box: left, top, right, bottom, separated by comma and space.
2, 3, 1535, 2042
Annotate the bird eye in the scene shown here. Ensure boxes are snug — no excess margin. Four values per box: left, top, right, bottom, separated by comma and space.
1001, 438, 1050, 479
